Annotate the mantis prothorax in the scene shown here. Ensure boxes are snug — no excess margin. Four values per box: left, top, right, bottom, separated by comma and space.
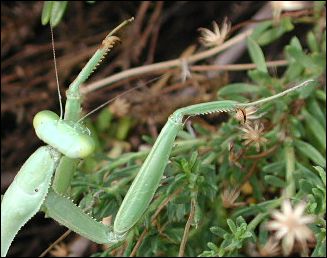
1, 17, 316, 256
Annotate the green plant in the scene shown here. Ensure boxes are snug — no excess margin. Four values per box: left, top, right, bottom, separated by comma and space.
2, 4, 326, 256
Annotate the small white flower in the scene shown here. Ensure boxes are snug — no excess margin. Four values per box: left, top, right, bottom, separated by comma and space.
266, 199, 315, 256
109, 98, 130, 118
198, 18, 231, 47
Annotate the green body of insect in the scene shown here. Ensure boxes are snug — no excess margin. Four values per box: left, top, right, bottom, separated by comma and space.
1, 19, 133, 257
33, 110, 95, 159
0, 16, 315, 256
43, 81, 314, 245
1, 146, 60, 257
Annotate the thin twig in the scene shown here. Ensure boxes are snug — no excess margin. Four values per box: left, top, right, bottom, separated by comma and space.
81, 29, 253, 94
190, 60, 288, 72
237, 160, 258, 192
129, 188, 183, 257
39, 230, 72, 257
129, 228, 148, 257
229, 8, 315, 34
244, 144, 279, 159
178, 198, 196, 257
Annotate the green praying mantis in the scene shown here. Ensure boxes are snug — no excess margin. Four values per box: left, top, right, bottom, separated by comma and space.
1, 17, 316, 257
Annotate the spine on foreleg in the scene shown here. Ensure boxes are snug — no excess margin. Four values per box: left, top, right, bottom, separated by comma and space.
1, 146, 60, 257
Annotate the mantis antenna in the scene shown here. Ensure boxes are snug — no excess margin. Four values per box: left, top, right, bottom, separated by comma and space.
50, 24, 63, 120
77, 74, 166, 123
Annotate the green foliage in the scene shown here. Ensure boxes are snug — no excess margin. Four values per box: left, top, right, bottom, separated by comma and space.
251, 18, 294, 46
41, 1, 68, 27
59, 10, 326, 257
247, 36, 268, 73
199, 216, 253, 256
41, 1, 95, 27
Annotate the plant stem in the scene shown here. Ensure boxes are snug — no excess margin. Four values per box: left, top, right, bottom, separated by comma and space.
81, 30, 253, 94
284, 139, 295, 198
178, 198, 196, 257
190, 60, 288, 71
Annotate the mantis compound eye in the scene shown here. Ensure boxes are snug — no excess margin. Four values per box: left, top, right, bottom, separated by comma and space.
33, 110, 95, 159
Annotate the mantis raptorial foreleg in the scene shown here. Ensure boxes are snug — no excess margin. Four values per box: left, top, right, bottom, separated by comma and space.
1, 146, 61, 257
1, 18, 133, 257
42, 80, 315, 245
0, 14, 316, 257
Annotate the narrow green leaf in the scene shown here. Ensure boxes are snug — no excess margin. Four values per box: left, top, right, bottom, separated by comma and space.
302, 109, 326, 151
96, 109, 112, 132
315, 90, 326, 103
308, 98, 326, 129
207, 242, 220, 252
242, 231, 253, 239
227, 219, 237, 234
167, 174, 186, 194
247, 36, 268, 73
313, 166, 326, 186
307, 31, 319, 53
210, 226, 228, 238
50, 1, 68, 27
251, 21, 272, 40
256, 18, 294, 46
262, 161, 285, 174
295, 162, 323, 186
299, 179, 314, 194
41, 1, 53, 25
235, 216, 246, 227
264, 175, 286, 188
294, 140, 326, 167
283, 37, 304, 80
322, 30, 326, 54
286, 46, 320, 70
116, 116, 132, 140
218, 83, 264, 96
290, 36, 303, 50
189, 151, 198, 169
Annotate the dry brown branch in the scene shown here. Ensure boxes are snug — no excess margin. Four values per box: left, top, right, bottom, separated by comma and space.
81, 29, 253, 94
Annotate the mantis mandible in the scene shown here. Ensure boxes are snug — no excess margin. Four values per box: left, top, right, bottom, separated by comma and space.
1, 17, 315, 256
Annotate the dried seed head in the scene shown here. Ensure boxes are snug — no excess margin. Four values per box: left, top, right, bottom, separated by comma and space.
228, 142, 242, 168
266, 199, 315, 256
221, 187, 244, 208
109, 98, 130, 118
240, 121, 268, 152
234, 106, 259, 124
258, 237, 281, 257
198, 18, 231, 47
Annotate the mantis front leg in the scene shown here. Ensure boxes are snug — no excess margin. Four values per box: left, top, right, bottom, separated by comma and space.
1, 18, 133, 257
41, 79, 315, 246
1, 146, 61, 257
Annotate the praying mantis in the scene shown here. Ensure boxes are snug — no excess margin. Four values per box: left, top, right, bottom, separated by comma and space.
1, 17, 316, 257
